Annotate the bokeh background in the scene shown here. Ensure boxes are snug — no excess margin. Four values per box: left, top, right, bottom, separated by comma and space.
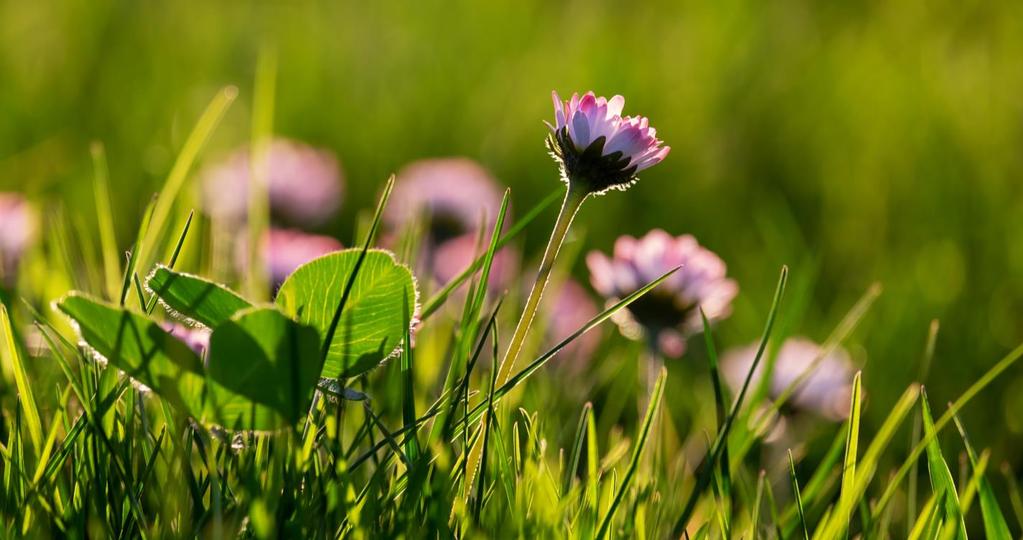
2, 0, 1022, 459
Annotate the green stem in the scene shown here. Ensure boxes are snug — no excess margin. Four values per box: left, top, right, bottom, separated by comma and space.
494, 181, 588, 387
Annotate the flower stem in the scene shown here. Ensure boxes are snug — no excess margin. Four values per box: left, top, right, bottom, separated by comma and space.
494, 181, 588, 387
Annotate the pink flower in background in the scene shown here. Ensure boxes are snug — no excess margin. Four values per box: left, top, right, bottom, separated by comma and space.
237, 228, 343, 289
547, 91, 670, 194
160, 322, 211, 358
542, 278, 600, 365
431, 234, 519, 290
202, 138, 343, 227
586, 229, 737, 357
721, 338, 857, 421
386, 158, 505, 243
0, 193, 37, 285
385, 158, 513, 286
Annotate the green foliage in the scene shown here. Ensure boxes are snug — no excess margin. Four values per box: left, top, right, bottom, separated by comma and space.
275, 249, 417, 379
146, 265, 252, 327
204, 306, 322, 429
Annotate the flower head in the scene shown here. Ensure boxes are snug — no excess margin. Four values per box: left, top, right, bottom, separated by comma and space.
0, 193, 37, 285
386, 158, 505, 244
430, 233, 519, 289
385, 158, 512, 286
237, 228, 344, 290
587, 229, 737, 357
722, 338, 856, 420
547, 91, 670, 194
202, 138, 343, 227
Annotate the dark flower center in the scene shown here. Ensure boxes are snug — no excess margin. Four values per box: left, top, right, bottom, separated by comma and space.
626, 291, 693, 334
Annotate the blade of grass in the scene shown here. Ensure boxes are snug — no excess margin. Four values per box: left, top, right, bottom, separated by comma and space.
420, 189, 561, 320
595, 366, 666, 540
920, 391, 966, 539
952, 412, 1011, 539
789, 450, 810, 540
672, 266, 789, 537
351, 266, 680, 472
564, 402, 593, 495
836, 371, 863, 534
245, 48, 276, 301
908, 320, 940, 538
1000, 463, 1023, 532
818, 383, 920, 539
873, 341, 1023, 519
91, 142, 121, 300
140, 86, 237, 270
120, 196, 156, 306
145, 210, 194, 314
751, 470, 766, 540
1, 304, 42, 452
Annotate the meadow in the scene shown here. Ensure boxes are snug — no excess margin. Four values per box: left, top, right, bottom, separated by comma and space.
1, 1, 1022, 537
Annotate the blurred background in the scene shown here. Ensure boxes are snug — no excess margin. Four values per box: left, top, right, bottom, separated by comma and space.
1, 0, 1022, 462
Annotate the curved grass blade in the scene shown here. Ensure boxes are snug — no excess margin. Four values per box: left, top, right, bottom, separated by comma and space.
141, 87, 237, 270
836, 371, 863, 533
564, 402, 593, 494
920, 391, 967, 539
789, 450, 810, 540
0, 304, 42, 452
953, 413, 1011, 539
91, 141, 121, 300
595, 366, 666, 540
873, 341, 1023, 519
420, 189, 561, 320
672, 266, 789, 537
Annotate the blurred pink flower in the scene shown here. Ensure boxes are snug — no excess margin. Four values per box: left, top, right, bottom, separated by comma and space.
237, 228, 343, 289
586, 229, 737, 357
721, 337, 856, 421
542, 278, 600, 365
431, 233, 519, 289
386, 158, 513, 287
547, 91, 670, 194
160, 322, 211, 358
386, 158, 505, 243
202, 138, 343, 227
0, 193, 37, 285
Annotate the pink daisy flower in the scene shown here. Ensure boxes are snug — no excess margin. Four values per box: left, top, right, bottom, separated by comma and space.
0, 193, 37, 286
202, 138, 343, 227
586, 229, 737, 357
237, 228, 344, 290
547, 91, 670, 194
721, 337, 857, 421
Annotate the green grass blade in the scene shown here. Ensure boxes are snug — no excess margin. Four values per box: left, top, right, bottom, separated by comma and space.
564, 402, 593, 495
245, 48, 276, 301
789, 450, 811, 540
672, 266, 789, 537
909, 320, 941, 537
420, 189, 561, 320
399, 289, 420, 464
837, 371, 863, 533
953, 413, 1011, 539
0, 305, 42, 452
141, 86, 237, 271
873, 341, 1023, 519
921, 391, 967, 539
751, 470, 766, 540
595, 366, 666, 540
91, 141, 121, 300
819, 384, 919, 539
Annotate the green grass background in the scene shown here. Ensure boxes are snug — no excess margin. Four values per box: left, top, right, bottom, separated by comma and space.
2, 0, 1022, 458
